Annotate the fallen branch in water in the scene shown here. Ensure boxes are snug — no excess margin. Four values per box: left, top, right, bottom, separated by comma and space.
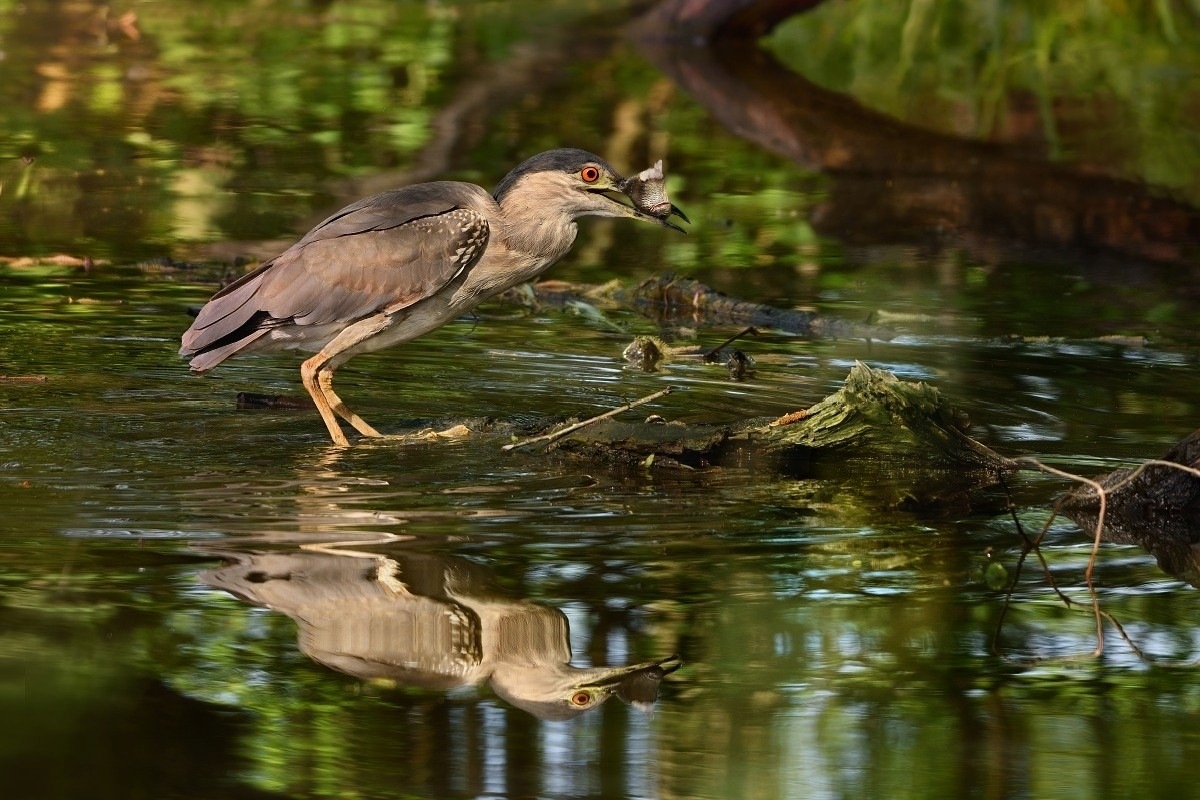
501, 386, 675, 452
500, 274, 895, 341
533, 362, 1014, 509
221, 361, 1011, 505
993, 433, 1200, 664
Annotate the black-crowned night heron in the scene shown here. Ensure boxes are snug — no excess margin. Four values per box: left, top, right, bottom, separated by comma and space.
180, 148, 688, 446
203, 546, 682, 720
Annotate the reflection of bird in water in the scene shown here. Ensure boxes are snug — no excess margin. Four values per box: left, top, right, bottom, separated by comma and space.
180, 149, 687, 446
202, 545, 680, 720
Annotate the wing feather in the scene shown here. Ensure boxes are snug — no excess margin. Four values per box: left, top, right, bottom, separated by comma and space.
181, 182, 494, 369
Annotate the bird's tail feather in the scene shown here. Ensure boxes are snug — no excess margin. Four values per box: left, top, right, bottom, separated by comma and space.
181, 265, 275, 370
184, 328, 270, 373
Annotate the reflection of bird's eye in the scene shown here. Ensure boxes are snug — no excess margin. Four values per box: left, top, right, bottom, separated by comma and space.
570, 691, 591, 706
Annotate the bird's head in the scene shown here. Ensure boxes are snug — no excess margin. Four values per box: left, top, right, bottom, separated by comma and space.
493, 148, 689, 233
489, 653, 682, 721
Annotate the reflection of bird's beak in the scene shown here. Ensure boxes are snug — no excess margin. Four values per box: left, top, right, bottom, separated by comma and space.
578, 653, 682, 689
578, 654, 681, 715
491, 653, 682, 720
580, 654, 682, 711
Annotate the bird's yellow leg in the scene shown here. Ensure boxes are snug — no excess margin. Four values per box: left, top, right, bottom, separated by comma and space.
302, 313, 392, 445
300, 355, 350, 447
318, 368, 383, 438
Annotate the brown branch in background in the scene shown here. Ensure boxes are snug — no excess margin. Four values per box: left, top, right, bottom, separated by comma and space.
633, 0, 824, 43
194, 10, 624, 264
631, 5, 1200, 267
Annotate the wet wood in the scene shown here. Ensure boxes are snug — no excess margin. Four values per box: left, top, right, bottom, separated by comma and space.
503, 386, 674, 451
634, 0, 823, 42
507, 275, 894, 340
1060, 430, 1200, 586
629, 275, 893, 339
546, 362, 1015, 493
217, 362, 1011, 505
223, 363, 1011, 498
545, 417, 730, 469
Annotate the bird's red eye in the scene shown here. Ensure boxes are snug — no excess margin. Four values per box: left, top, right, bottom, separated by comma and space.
580, 166, 600, 184
570, 691, 591, 706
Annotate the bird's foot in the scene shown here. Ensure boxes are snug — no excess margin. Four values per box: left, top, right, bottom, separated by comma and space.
377, 424, 472, 444
411, 424, 473, 441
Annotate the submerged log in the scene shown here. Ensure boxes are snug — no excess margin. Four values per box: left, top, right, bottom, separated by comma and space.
221, 363, 1011, 504
759, 362, 1008, 468
1060, 430, 1200, 586
506, 275, 894, 341
625, 275, 893, 340
546, 362, 1014, 504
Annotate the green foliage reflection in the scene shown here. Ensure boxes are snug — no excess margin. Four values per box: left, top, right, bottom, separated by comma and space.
768, 0, 1200, 202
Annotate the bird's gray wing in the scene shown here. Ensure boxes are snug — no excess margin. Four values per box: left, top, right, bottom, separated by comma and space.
181, 182, 492, 361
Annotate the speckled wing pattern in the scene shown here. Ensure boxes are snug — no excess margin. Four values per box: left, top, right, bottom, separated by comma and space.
180, 181, 492, 369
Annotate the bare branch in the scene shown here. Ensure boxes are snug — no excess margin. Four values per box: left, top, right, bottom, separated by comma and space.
502, 387, 675, 452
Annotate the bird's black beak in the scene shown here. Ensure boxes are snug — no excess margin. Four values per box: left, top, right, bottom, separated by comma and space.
615, 176, 689, 233
591, 186, 688, 233
640, 205, 690, 234
578, 654, 682, 713
578, 654, 683, 689
664, 203, 691, 226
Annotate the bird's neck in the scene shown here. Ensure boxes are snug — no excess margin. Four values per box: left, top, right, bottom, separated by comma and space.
497, 199, 578, 269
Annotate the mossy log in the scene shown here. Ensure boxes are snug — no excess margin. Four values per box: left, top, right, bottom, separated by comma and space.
545, 362, 1014, 502
233, 363, 1013, 504
756, 361, 1011, 469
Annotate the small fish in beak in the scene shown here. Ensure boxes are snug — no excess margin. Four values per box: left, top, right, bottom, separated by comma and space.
622, 160, 690, 230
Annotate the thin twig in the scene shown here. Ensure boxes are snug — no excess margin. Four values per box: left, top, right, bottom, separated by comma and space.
997, 455, 1200, 666
992, 473, 1025, 654
1016, 457, 1109, 655
703, 326, 758, 361
501, 387, 675, 452
1098, 608, 1149, 661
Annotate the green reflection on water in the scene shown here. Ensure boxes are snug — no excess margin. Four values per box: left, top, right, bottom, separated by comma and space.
767, 0, 1200, 204
3, 1, 1200, 799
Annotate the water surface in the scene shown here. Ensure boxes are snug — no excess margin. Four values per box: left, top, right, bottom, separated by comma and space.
4, 2, 1200, 799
